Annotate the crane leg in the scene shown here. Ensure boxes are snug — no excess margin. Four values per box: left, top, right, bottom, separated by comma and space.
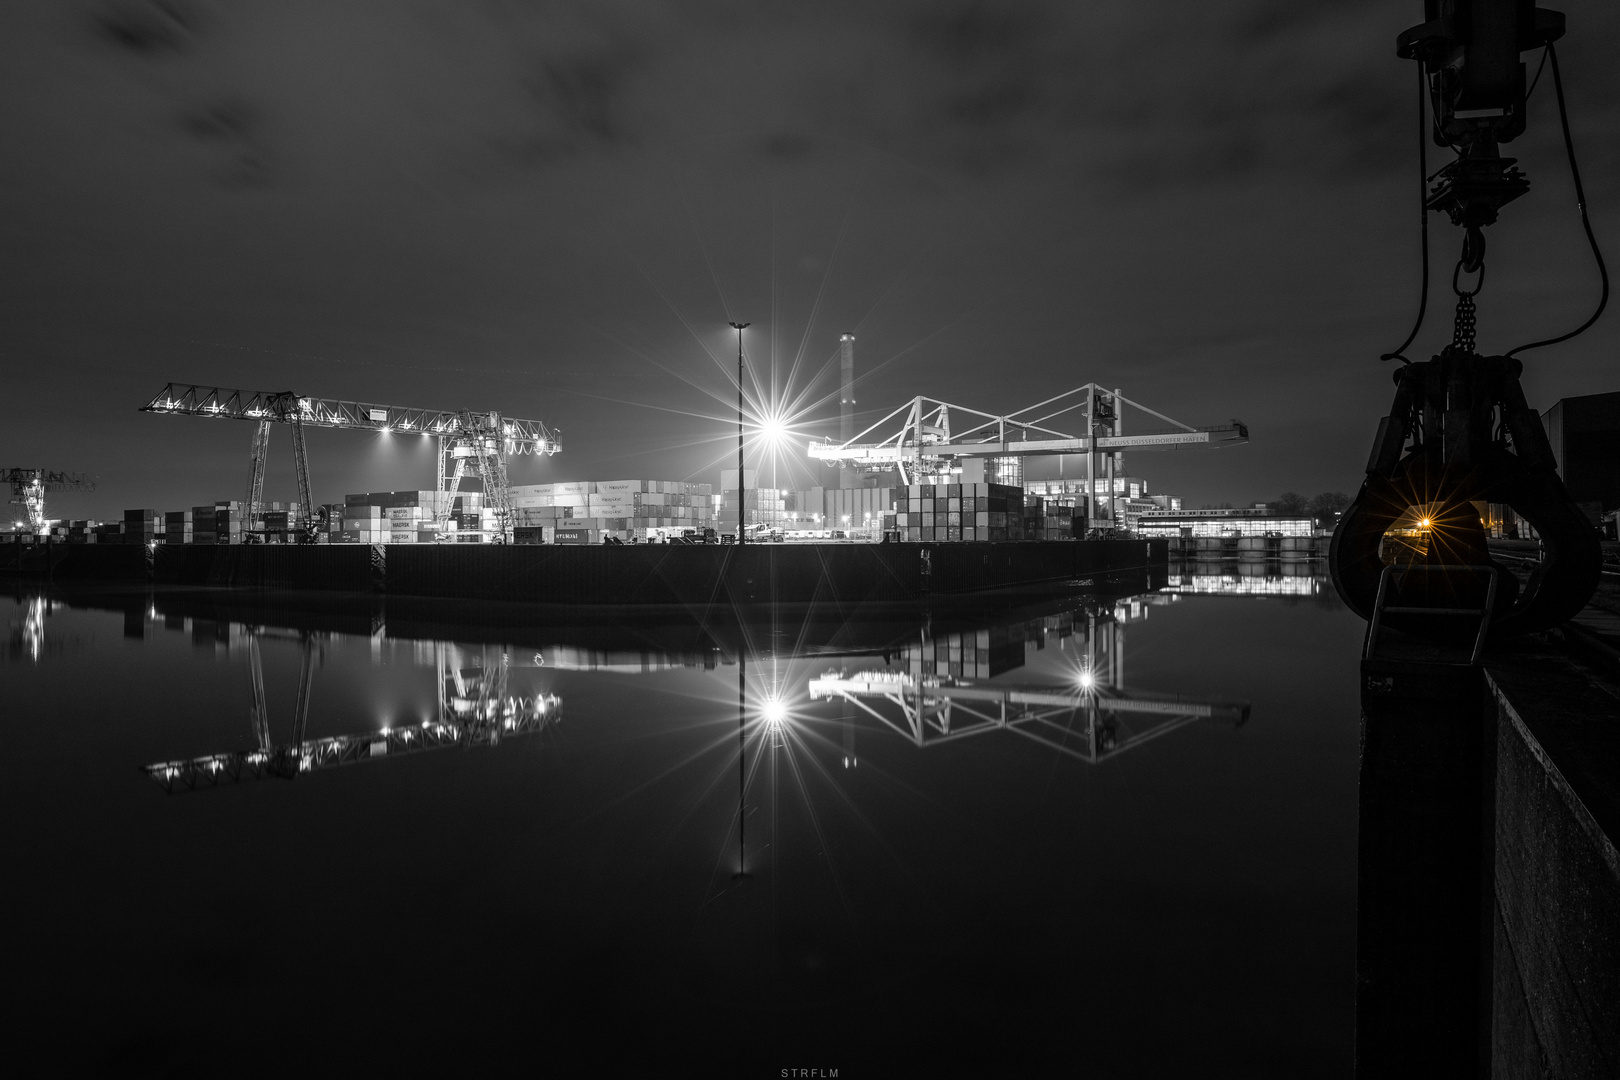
289, 416, 314, 541
247, 421, 271, 518
475, 449, 513, 543
24, 477, 45, 531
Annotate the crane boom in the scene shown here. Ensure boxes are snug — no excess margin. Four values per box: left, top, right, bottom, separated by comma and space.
142, 383, 562, 541
141, 383, 561, 455
807, 383, 1247, 523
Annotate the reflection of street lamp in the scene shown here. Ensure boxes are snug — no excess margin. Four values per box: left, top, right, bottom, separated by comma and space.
733, 650, 750, 880
729, 321, 749, 545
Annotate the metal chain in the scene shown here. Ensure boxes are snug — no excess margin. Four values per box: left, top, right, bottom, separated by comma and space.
1450, 256, 1484, 354
1452, 293, 1477, 353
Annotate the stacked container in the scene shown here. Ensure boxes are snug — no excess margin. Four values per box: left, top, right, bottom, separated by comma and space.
123, 509, 161, 545
893, 483, 1025, 542
508, 481, 714, 542
335, 491, 476, 543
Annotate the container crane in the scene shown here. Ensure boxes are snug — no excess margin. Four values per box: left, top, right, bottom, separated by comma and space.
808, 383, 1246, 525
3, 468, 95, 533
141, 384, 562, 541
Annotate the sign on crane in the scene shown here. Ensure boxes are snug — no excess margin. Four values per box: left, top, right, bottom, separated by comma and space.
141, 384, 561, 541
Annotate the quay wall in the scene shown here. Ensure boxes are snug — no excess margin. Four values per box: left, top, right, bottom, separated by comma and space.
3, 538, 1167, 605
1357, 652, 1620, 1074
1166, 535, 1324, 558
1486, 668, 1620, 1076
0, 541, 147, 578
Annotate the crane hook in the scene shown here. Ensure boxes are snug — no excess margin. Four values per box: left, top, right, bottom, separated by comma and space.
1460, 225, 1486, 275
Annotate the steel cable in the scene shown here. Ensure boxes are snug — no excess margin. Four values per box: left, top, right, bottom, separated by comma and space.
1507, 40, 1609, 358
1382, 61, 1430, 364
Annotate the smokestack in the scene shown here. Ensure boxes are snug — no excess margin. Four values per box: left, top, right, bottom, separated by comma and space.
839, 333, 855, 444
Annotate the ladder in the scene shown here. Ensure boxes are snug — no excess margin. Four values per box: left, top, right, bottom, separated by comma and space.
1364, 564, 1500, 665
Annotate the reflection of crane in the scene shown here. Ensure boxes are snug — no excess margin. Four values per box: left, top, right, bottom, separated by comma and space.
808, 384, 1246, 521
809, 605, 1248, 764
144, 634, 560, 792
7, 596, 46, 662
140, 383, 562, 541
4, 468, 94, 532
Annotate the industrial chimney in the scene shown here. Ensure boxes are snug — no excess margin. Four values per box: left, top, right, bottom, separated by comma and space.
839, 333, 856, 444
839, 333, 856, 489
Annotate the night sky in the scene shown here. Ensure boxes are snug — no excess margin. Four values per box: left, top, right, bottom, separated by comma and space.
3, 1, 1617, 520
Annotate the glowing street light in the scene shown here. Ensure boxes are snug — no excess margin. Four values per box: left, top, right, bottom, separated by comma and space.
759, 411, 787, 447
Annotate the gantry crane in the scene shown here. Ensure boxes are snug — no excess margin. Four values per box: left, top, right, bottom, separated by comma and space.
807, 384, 1246, 525
3, 468, 95, 533
141, 384, 561, 541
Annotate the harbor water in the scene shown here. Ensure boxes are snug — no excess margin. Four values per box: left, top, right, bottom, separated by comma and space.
3, 571, 1363, 1076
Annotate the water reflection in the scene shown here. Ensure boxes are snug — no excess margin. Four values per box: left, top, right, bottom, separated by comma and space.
7, 595, 89, 661
1165, 563, 1328, 596
5, 575, 1316, 791
809, 604, 1249, 764
9, 595, 44, 662
145, 628, 561, 793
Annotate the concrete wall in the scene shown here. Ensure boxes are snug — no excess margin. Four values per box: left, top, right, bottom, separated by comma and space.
384, 539, 1166, 606
1487, 669, 1620, 1077
1356, 653, 1620, 1076
6, 538, 1168, 607
1168, 535, 1323, 557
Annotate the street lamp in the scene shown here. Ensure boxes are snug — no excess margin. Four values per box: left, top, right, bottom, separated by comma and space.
729, 321, 749, 545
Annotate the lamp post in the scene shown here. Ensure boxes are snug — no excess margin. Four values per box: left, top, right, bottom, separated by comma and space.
729, 321, 749, 545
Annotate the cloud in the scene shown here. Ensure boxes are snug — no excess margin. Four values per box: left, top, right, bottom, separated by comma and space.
92, 0, 199, 56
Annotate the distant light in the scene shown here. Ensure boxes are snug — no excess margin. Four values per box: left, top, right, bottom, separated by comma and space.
762, 698, 787, 725
1078, 670, 1095, 690
1420, 518, 1431, 528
